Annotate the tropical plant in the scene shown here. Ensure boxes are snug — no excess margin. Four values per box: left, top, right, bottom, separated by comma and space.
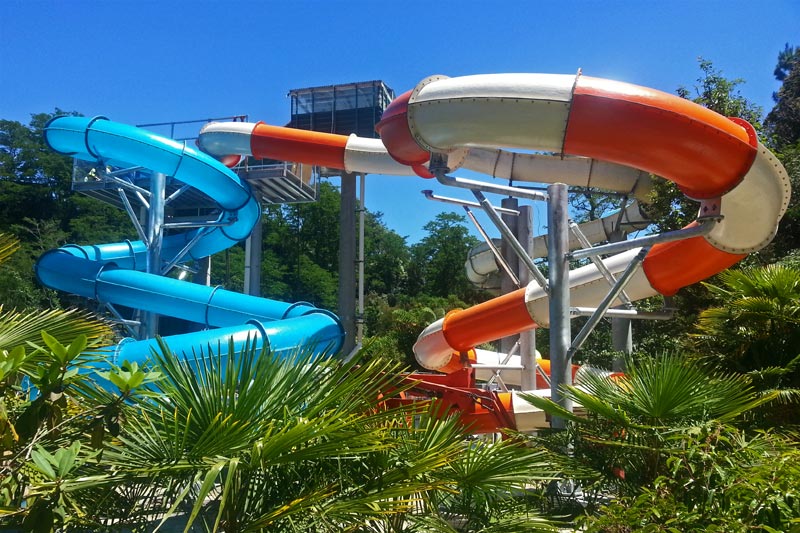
580, 425, 800, 532
26, 339, 558, 532
424, 434, 557, 533
522, 354, 776, 499
0, 331, 131, 530
0, 231, 138, 530
694, 264, 800, 398
359, 414, 558, 533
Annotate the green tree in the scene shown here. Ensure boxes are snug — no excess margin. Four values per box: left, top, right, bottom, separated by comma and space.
773, 43, 800, 83
256, 182, 341, 308
768, 41, 800, 148
259, 203, 293, 300
292, 181, 341, 274
211, 242, 246, 293
409, 212, 481, 302
0, 111, 76, 226
362, 295, 457, 368
676, 58, 763, 126
363, 210, 410, 300
0, 110, 133, 310
765, 44, 800, 256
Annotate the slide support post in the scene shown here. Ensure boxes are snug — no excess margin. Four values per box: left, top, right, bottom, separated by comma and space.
245, 205, 263, 296
143, 171, 166, 339
548, 183, 572, 427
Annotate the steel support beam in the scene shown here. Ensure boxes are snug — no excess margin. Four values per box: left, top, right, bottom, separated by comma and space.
244, 207, 263, 296
548, 183, 571, 427
338, 172, 357, 355
500, 197, 521, 356
143, 172, 166, 339
517, 204, 537, 390
357, 174, 366, 347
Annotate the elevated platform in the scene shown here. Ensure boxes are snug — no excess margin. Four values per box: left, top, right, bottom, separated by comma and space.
237, 161, 318, 205
72, 161, 218, 214
71, 115, 321, 215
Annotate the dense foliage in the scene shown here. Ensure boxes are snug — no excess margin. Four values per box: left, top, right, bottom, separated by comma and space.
1, 333, 558, 531
524, 354, 800, 532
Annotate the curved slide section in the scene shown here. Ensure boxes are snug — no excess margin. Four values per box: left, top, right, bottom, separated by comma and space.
197, 72, 790, 373
39, 116, 344, 364
199, 125, 655, 201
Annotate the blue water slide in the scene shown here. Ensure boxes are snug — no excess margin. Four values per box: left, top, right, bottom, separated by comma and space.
37, 116, 344, 364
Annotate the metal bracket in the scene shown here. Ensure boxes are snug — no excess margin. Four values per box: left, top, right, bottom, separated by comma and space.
698, 197, 723, 221
422, 190, 520, 216
430, 153, 549, 202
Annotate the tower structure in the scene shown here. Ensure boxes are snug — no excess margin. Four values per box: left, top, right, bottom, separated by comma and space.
286, 81, 395, 354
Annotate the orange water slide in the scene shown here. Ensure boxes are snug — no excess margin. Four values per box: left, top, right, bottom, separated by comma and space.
197, 72, 790, 378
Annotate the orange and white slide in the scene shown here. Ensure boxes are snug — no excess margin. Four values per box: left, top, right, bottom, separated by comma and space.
198, 72, 790, 376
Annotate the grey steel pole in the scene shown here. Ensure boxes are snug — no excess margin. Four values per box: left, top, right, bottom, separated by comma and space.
610, 228, 632, 372
357, 174, 366, 346
143, 171, 166, 339
518, 204, 537, 390
548, 183, 572, 427
500, 197, 520, 356
338, 172, 357, 354
244, 207, 263, 297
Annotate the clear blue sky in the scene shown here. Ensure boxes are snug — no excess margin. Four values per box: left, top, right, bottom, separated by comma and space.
1, 0, 797, 244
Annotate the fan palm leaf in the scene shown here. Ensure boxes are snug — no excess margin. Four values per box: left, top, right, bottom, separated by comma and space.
696, 264, 800, 376
526, 354, 772, 428
0, 234, 20, 265
47, 339, 479, 531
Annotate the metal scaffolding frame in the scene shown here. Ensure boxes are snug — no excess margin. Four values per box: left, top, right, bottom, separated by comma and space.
71, 159, 235, 339
427, 156, 723, 427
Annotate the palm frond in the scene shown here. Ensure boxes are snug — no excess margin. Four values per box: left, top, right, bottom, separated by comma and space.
757, 387, 800, 405
518, 392, 585, 425
0, 234, 20, 265
0, 306, 112, 353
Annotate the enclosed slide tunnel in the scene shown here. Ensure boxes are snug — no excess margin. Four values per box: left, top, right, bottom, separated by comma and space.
198, 72, 790, 376
38, 117, 344, 364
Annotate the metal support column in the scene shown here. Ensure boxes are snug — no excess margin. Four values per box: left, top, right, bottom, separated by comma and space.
356, 174, 366, 347
143, 171, 166, 339
338, 172, 357, 355
500, 197, 520, 356
518, 204, 537, 390
244, 207, 263, 297
548, 183, 572, 427
609, 227, 632, 372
